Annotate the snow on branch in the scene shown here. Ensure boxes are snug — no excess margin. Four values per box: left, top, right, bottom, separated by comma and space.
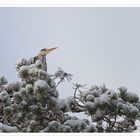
0, 57, 140, 133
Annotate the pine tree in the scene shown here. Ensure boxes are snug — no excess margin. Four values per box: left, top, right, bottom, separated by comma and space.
0, 58, 140, 132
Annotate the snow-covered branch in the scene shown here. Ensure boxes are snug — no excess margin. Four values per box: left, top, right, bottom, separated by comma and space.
0, 58, 140, 132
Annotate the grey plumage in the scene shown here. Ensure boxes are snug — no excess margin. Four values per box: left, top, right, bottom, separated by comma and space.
29, 47, 57, 72
29, 55, 47, 71
29, 56, 38, 64
38, 56, 47, 71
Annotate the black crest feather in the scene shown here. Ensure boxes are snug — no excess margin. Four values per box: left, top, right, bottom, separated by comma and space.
40, 48, 46, 51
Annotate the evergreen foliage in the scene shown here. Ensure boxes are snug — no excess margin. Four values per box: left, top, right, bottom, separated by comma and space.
0, 58, 140, 132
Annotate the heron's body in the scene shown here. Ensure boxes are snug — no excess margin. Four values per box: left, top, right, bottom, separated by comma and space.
29, 47, 57, 71
38, 55, 47, 71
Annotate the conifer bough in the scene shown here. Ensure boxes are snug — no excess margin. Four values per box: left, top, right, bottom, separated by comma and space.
0, 49, 140, 132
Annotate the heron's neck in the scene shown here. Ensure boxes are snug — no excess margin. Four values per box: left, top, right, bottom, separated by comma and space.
37, 54, 47, 71
38, 54, 46, 60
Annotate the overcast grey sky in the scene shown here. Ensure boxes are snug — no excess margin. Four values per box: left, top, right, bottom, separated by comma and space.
0, 7, 140, 98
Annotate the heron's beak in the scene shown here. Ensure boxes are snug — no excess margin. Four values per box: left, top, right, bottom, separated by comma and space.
43, 47, 58, 55
46, 47, 58, 53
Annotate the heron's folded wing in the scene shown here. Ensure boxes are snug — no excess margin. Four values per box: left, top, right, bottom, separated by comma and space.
29, 56, 38, 64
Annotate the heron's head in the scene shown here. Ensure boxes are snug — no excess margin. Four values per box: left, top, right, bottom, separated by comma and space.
38, 47, 58, 56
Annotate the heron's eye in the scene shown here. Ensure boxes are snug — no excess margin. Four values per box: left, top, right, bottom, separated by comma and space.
40, 48, 46, 51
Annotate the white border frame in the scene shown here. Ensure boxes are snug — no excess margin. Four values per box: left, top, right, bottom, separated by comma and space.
0, 0, 140, 139
0, 0, 140, 6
